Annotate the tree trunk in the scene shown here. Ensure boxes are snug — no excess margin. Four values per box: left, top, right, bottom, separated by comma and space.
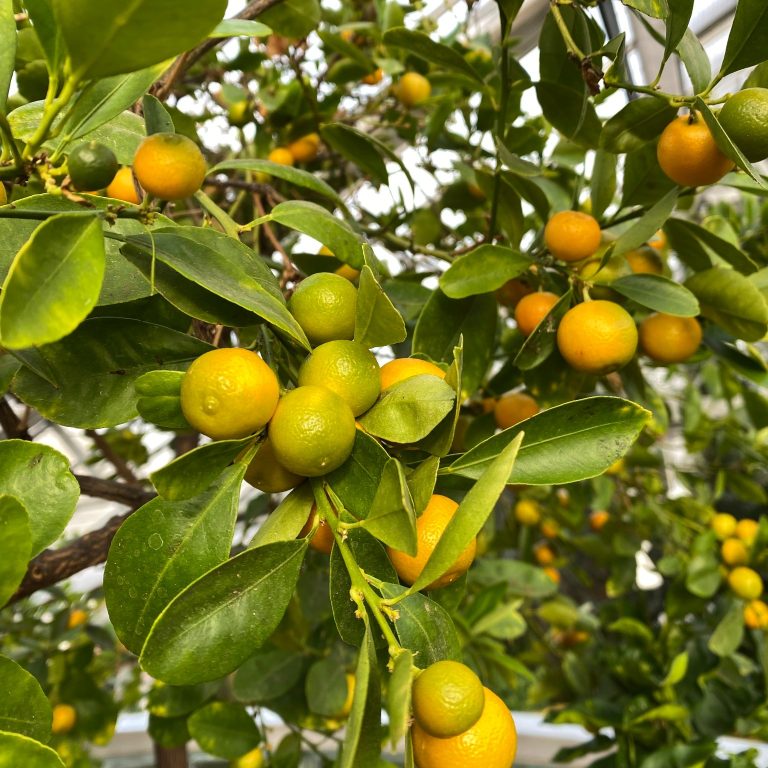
155, 743, 188, 768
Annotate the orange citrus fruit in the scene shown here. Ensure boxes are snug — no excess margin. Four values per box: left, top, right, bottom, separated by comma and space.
105, 166, 142, 204
711, 513, 738, 540
639, 313, 702, 364
269, 385, 356, 477
625, 246, 664, 275
744, 599, 768, 630
387, 494, 475, 590
288, 273, 358, 346
657, 113, 734, 187
395, 72, 431, 107
544, 566, 560, 584
52, 704, 77, 735
268, 147, 295, 166
495, 276, 535, 307
544, 211, 601, 263
363, 68, 383, 85
412, 686, 517, 768
380, 358, 445, 390
297, 340, 381, 416
718, 87, 768, 162
287, 133, 320, 163
67, 609, 88, 630
494, 392, 539, 429
541, 518, 559, 539
736, 519, 759, 546
412, 661, 485, 738
557, 300, 637, 374
319, 245, 360, 281
180, 348, 279, 440
534, 543, 555, 566
133, 132, 207, 200
589, 510, 610, 531
244, 438, 305, 494
232, 747, 265, 768
514, 499, 540, 526
299, 506, 335, 554
721, 538, 749, 567
514, 291, 559, 336
728, 567, 764, 600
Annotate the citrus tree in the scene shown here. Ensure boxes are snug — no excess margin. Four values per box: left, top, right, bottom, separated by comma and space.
1, 1, 767, 767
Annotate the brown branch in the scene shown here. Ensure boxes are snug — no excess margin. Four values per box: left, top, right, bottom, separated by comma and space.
254, 194, 297, 289
85, 429, 139, 484
75, 474, 155, 507
0, 397, 32, 440
153, 0, 288, 100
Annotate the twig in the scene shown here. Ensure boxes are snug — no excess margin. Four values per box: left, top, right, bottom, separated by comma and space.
85, 429, 139, 484
254, 195, 297, 288
0, 398, 32, 440
75, 475, 155, 507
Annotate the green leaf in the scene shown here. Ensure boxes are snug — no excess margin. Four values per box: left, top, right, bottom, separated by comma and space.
361, 459, 417, 554
0, 440, 78, 556
187, 702, 261, 760
305, 657, 350, 717
135, 370, 190, 431
408, 434, 522, 594
631, 704, 690, 725
24, 0, 63, 72
338, 623, 381, 768
382, 27, 482, 84
439, 246, 532, 299
446, 397, 650, 485
141, 93, 175, 136
147, 683, 217, 718
513, 290, 572, 371
686, 268, 768, 341
248, 484, 313, 549
0, 732, 64, 768
612, 187, 679, 257
709, 601, 745, 657
660, 0, 694, 74
381, 584, 461, 664
387, 650, 414, 749
53, 0, 228, 79
210, 159, 342, 206
357, 375, 455, 443
413, 290, 497, 397
677, 28, 711, 95
0, 497, 31, 606
665, 216, 757, 273
661, 651, 688, 687
640, 744, 715, 768
685, 552, 721, 598
718, 0, 768, 77
620, 0, 666, 17
406, 457, 439, 516
600, 97, 676, 154
471, 603, 526, 640
122, 228, 309, 349
590, 150, 616, 219
12, 319, 212, 428
536, 81, 600, 148
354, 266, 407, 348
140, 540, 307, 684
610, 274, 700, 316
471, 560, 559, 599
320, 124, 389, 187
256, 0, 319, 39
233, 649, 304, 704
210, 19, 271, 37
58, 66, 166, 148
418, 344, 463, 458
622, 144, 676, 208
0, 0, 15, 111
0, 655, 51, 742
269, 201, 363, 271
104, 463, 246, 654
0, 214, 105, 349
150, 437, 253, 501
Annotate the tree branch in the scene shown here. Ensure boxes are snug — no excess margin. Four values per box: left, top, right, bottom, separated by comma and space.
85, 430, 139, 484
0, 397, 32, 440
153, 0, 288, 100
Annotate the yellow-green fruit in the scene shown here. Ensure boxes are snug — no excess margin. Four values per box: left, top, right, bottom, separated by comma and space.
51, 704, 77, 735
728, 567, 764, 600
396, 72, 431, 107
711, 513, 737, 540
244, 438, 305, 493
0, 184, 6, 205
288, 273, 358, 346
718, 88, 768, 162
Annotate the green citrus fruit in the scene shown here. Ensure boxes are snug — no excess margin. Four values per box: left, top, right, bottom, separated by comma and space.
718, 88, 768, 162
68, 142, 119, 191
244, 438, 305, 493
288, 273, 358, 346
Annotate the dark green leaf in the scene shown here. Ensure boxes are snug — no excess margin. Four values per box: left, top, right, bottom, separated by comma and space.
0, 497, 31, 606
536, 80, 601, 148
709, 601, 745, 657
140, 540, 307, 684
187, 702, 261, 760
233, 649, 304, 704
387, 650, 414, 749
0, 655, 51, 742
147, 683, 217, 718
320, 124, 388, 187
718, 0, 768, 77
0, 214, 105, 349
0, 0, 15, 111
141, 93, 175, 135
439, 246, 532, 299
590, 150, 616, 219
677, 28, 711, 95
305, 658, 350, 717
600, 98, 676, 154
354, 266, 407, 348
665, 216, 757, 273
661, 0, 694, 73
0, 732, 64, 768
611, 274, 700, 316
257, 0, 319, 38
24, 0, 63, 72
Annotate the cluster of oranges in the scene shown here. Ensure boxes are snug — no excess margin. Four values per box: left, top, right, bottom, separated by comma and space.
267, 133, 322, 167
711, 513, 767, 629
410, 659, 517, 768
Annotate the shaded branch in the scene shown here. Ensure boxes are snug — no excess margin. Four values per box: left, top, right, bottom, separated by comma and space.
0, 398, 31, 440
85, 430, 139, 484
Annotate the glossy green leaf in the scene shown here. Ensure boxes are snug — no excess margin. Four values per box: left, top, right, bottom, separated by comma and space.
407, 457, 439, 517
611, 274, 700, 316
471, 603, 526, 640
472, 559, 559, 599
0, 732, 64, 768
660, 0, 694, 74
381, 584, 461, 664
361, 459, 417, 554
306, 657, 350, 717
210, 159, 342, 206
413, 290, 497, 398
320, 124, 389, 187
612, 188, 679, 256
58, 65, 166, 148
0, 440, 78, 556
12, 319, 212, 428
620, 0, 665, 17
590, 150, 616, 219
718, 0, 768, 77
439, 246, 531, 299
24, 0, 63, 72
248, 484, 313, 549
0, 496, 31, 606
0, 656, 50, 742
599, 98, 676, 154
269, 201, 363, 271
257, 0, 319, 38
513, 290, 572, 371
233, 649, 304, 704
665, 216, 757, 273
147, 682, 217, 718
677, 28, 711, 95
622, 144, 676, 208
53, 0, 227, 79
357, 375, 455, 444
338, 622, 381, 768
383, 27, 482, 83
536, 80, 601, 148
105, 463, 246, 654
0, 214, 105, 349
418, 344, 463, 458
135, 370, 190, 431
150, 437, 253, 501
446, 397, 650, 485
686, 268, 768, 341
141, 93, 175, 136
408, 434, 521, 594
0, 0, 15, 111
210, 19, 271, 37
354, 266, 407, 348
187, 702, 261, 760
387, 650, 414, 749
140, 540, 307, 684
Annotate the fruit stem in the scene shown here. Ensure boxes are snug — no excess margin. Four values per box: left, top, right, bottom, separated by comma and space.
22, 72, 80, 160
0, 112, 22, 172
312, 479, 402, 655
549, 2, 587, 62
194, 189, 241, 239
488, 6, 510, 242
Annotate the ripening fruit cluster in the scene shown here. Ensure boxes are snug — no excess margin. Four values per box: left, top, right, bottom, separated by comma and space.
410, 660, 517, 768
267, 133, 322, 167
